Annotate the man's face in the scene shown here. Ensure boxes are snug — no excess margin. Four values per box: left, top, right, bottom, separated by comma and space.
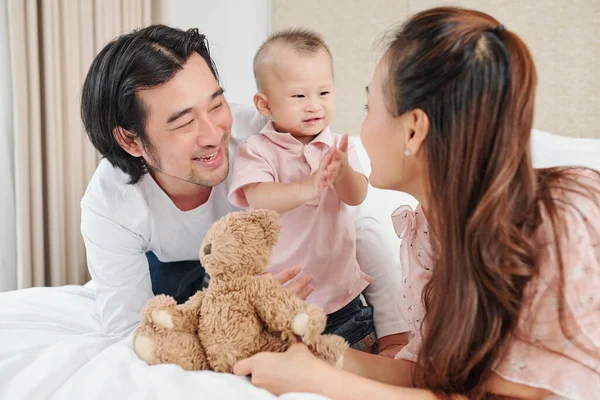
136, 53, 233, 188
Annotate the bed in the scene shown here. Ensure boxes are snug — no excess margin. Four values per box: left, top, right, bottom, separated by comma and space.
1, 129, 598, 400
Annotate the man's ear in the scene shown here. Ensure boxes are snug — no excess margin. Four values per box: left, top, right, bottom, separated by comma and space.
113, 127, 143, 157
254, 93, 271, 117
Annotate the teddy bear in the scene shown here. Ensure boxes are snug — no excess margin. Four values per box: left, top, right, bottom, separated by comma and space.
133, 209, 348, 373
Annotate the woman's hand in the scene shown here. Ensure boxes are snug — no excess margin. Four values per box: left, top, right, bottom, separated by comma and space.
233, 343, 330, 396
260, 267, 314, 300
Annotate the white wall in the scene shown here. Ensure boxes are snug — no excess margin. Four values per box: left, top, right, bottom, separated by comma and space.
0, 0, 17, 292
168, 0, 271, 106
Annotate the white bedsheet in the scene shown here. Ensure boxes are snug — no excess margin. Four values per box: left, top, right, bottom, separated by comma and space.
0, 285, 328, 400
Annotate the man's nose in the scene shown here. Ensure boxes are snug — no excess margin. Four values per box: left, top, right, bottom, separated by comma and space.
196, 116, 222, 147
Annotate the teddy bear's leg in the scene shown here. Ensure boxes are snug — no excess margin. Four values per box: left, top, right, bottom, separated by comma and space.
307, 334, 349, 369
141, 293, 203, 333
290, 303, 327, 345
133, 324, 210, 371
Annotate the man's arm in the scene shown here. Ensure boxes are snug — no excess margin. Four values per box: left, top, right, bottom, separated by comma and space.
81, 206, 152, 336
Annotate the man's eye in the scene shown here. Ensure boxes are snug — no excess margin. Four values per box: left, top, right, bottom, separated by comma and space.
178, 119, 194, 129
364, 104, 369, 111
292, 94, 305, 98
211, 103, 223, 111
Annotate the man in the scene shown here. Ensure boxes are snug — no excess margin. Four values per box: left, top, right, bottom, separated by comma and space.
80, 25, 408, 355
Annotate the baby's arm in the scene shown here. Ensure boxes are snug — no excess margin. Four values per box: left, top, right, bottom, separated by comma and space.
332, 135, 368, 206
334, 166, 368, 206
243, 150, 336, 213
244, 181, 316, 214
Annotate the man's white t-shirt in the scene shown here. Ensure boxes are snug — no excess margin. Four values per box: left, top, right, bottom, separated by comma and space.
81, 104, 408, 338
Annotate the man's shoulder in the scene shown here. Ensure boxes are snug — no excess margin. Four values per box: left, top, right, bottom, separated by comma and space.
81, 158, 150, 223
230, 103, 268, 143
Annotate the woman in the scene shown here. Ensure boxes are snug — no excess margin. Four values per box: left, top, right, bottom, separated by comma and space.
233, 7, 600, 399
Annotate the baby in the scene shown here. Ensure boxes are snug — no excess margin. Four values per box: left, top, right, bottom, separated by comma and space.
229, 29, 407, 355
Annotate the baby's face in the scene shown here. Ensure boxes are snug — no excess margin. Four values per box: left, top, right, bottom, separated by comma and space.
262, 48, 335, 138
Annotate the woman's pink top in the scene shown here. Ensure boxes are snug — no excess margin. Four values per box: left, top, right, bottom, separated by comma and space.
393, 170, 600, 399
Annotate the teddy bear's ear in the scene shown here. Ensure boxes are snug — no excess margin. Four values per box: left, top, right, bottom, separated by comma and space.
250, 209, 280, 248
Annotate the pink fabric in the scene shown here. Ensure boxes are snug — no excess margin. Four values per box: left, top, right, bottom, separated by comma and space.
229, 121, 373, 314
393, 170, 600, 399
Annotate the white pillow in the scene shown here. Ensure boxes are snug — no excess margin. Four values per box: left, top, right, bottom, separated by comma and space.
531, 129, 600, 171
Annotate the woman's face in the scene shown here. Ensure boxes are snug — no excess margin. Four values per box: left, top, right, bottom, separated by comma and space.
360, 58, 427, 197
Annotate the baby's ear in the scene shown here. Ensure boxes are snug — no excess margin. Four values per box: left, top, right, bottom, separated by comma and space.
254, 93, 271, 117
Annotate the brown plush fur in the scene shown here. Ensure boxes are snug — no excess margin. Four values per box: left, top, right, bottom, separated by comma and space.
133, 209, 348, 373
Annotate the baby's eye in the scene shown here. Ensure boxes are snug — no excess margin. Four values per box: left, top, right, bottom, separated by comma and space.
320, 91, 330, 96
364, 104, 369, 111
292, 94, 305, 98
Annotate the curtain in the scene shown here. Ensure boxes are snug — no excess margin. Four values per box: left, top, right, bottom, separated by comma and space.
0, 0, 17, 292
7, 0, 168, 288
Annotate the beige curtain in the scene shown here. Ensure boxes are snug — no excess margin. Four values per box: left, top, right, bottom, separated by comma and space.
9, 0, 169, 288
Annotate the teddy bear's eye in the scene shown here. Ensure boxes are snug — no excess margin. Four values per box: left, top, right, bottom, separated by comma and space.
203, 243, 212, 255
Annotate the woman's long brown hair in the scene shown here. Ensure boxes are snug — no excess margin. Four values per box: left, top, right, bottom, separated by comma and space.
384, 7, 600, 397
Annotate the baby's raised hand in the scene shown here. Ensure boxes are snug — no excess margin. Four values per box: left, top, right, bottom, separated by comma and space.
306, 149, 336, 195
306, 135, 351, 195
333, 134, 351, 182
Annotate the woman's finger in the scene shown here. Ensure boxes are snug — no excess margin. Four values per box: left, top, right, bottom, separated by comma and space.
233, 356, 254, 376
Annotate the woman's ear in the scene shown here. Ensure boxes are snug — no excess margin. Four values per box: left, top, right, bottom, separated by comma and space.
404, 109, 429, 156
113, 126, 143, 157
254, 93, 272, 117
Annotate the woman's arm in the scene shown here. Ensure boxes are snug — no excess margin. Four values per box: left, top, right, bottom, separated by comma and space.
234, 344, 553, 400
233, 343, 435, 399
317, 365, 439, 400
342, 347, 415, 387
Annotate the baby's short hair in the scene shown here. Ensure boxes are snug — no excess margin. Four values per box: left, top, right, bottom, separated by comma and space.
253, 28, 333, 91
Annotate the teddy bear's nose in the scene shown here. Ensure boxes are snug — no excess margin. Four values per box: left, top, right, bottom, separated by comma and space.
203, 243, 212, 255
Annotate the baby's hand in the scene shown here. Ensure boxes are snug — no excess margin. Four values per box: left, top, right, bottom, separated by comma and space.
306, 149, 337, 196
305, 134, 351, 196
377, 332, 411, 359
332, 134, 351, 182
378, 344, 405, 358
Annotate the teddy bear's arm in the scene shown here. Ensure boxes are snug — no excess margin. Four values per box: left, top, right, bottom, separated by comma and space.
181, 289, 205, 314
249, 276, 326, 343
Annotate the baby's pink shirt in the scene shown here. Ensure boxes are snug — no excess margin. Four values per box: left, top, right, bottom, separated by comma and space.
228, 121, 373, 314
392, 169, 600, 399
